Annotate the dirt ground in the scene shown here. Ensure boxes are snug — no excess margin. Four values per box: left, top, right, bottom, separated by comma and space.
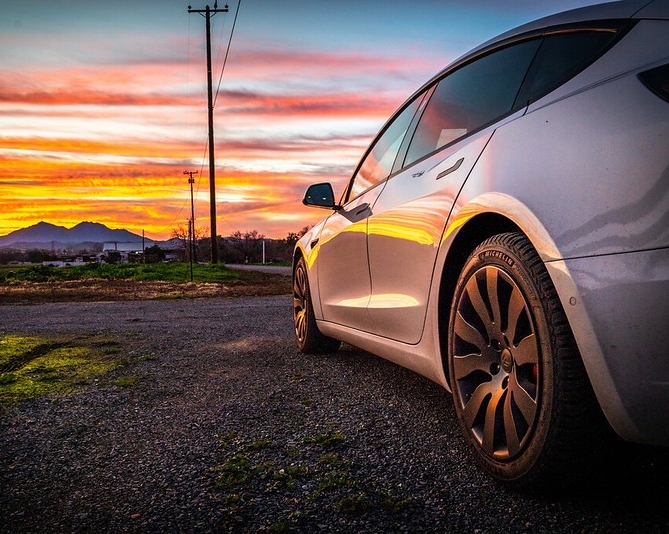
0, 270, 292, 305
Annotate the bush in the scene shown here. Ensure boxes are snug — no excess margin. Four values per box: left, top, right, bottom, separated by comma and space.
21, 265, 59, 282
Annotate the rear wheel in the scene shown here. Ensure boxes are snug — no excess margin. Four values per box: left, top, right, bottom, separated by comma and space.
293, 256, 341, 354
448, 232, 600, 488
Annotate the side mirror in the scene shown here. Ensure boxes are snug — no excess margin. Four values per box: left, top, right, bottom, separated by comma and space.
302, 183, 340, 210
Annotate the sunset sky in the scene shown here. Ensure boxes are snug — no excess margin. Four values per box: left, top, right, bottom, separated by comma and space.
1, 0, 604, 241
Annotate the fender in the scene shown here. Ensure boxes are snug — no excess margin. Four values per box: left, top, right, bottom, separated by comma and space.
437, 192, 640, 441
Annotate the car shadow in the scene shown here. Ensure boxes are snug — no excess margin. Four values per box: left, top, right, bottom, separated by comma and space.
325, 344, 669, 513
572, 440, 669, 503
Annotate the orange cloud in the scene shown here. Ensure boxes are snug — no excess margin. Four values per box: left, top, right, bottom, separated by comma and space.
0, 38, 434, 241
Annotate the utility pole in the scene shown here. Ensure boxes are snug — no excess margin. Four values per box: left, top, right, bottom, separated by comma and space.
184, 170, 198, 281
188, 2, 229, 264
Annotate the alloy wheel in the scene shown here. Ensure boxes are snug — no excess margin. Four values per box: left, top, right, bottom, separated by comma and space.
293, 261, 309, 345
451, 264, 540, 460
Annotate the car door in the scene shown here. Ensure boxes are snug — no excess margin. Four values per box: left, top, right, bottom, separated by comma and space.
365, 38, 544, 343
315, 95, 426, 331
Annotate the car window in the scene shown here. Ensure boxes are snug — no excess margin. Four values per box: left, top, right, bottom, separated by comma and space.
347, 96, 423, 201
517, 28, 624, 105
404, 39, 541, 166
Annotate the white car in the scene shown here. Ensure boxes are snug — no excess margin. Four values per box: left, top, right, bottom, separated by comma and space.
293, 0, 669, 487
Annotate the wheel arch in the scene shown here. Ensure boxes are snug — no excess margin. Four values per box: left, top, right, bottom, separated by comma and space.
292, 245, 305, 270
436, 193, 566, 385
437, 212, 520, 384
292, 233, 324, 320
292, 246, 305, 293
434, 194, 635, 442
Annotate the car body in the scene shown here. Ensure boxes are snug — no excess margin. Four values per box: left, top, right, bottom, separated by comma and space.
293, 0, 669, 487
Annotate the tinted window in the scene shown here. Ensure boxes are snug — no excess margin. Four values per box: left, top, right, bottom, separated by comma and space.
404, 39, 541, 165
348, 96, 423, 201
517, 29, 622, 105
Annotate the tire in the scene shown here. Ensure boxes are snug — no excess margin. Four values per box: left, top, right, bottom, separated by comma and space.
293, 256, 341, 354
447, 232, 601, 489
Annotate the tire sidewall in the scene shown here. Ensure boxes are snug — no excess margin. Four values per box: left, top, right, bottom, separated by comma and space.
448, 235, 556, 484
294, 257, 314, 352
293, 256, 341, 354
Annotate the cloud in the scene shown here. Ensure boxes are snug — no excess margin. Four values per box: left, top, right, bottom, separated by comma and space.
0, 9, 445, 240
0, 89, 192, 107
218, 89, 401, 119
227, 45, 438, 81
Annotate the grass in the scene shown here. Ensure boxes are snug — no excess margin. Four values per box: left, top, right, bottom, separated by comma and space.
0, 333, 127, 410
303, 427, 347, 447
0, 262, 291, 304
0, 262, 243, 284
113, 375, 141, 388
212, 427, 414, 531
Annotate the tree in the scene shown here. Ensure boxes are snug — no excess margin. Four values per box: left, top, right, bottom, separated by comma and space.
103, 250, 122, 264
285, 226, 311, 249
25, 249, 56, 264
171, 224, 207, 263
228, 230, 266, 263
171, 224, 189, 262
0, 249, 20, 264
144, 245, 165, 264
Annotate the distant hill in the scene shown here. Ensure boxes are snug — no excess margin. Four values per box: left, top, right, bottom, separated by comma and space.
0, 222, 147, 249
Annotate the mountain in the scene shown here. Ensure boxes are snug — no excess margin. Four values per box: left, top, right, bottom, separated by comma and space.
0, 222, 146, 249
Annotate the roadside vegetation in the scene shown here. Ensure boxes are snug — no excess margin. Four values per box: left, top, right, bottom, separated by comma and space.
1, 262, 246, 284
0, 262, 291, 304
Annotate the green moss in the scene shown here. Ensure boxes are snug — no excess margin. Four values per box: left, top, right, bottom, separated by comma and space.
303, 428, 347, 447
113, 375, 141, 388
337, 492, 370, 513
0, 334, 125, 406
0, 335, 42, 366
216, 453, 253, 488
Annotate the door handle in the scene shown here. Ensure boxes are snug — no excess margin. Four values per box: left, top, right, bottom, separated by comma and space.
436, 157, 464, 180
354, 203, 370, 216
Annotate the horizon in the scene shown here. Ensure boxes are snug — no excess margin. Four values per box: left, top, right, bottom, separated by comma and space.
0, 219, 279, 242
1, 0, 602, 240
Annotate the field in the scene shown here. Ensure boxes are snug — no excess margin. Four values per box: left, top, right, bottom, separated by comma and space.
0, 262, 292, 304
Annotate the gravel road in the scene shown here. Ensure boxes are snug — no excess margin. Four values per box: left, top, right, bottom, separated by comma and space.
1, 296, 668, 533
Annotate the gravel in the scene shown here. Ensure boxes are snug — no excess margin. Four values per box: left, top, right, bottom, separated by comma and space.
1, 296, 668, 533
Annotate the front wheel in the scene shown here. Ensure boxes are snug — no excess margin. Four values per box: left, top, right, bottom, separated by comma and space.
293, 256, 341, 354
448, 232, 601, 488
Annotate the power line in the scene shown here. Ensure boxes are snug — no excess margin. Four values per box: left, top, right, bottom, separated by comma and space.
162, 3, 238, 244
214, 0, 241, 107
187, 1, 229, 264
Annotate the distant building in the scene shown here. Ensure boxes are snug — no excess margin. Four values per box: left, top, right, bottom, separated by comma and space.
102, 242, 153, 253
102, 242, 155, 263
